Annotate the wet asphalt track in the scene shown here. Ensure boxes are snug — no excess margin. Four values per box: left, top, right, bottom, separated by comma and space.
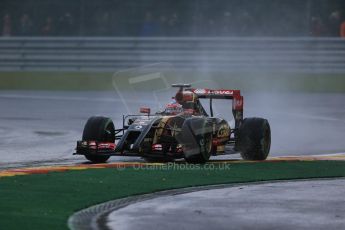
106, 179, 345, 230
0, 90, 345, 169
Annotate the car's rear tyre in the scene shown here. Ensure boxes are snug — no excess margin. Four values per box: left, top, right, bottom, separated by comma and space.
179, 118, 213, 164
238, 117, 271, 160
82, 116, 115, 163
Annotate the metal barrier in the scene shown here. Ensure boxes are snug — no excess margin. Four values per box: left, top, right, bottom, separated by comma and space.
0, 37, 344, 73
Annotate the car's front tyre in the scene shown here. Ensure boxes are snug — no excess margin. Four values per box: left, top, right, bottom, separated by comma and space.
179, 118, 213, 164
82, 116, 115, 163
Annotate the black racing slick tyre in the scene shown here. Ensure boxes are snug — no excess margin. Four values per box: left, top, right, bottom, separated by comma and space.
238, 117, 271, 160
179, 118, 213, 164
82, 116, 115, 163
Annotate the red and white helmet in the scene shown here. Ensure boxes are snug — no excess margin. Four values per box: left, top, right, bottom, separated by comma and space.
163, 100, 183, 115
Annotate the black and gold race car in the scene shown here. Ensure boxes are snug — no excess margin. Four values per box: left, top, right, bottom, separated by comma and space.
75, 84, 271, 163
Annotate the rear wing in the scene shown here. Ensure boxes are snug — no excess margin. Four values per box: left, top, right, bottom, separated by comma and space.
188, 88, 243, 111
186, 88, 244, 130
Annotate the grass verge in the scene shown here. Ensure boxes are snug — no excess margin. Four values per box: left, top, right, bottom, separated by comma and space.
0, 161, 345, 230
1, 71, 345, 92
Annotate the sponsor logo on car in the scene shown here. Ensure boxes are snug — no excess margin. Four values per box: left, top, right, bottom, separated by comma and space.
194, 89, 207, 94
213, 90, 233, 95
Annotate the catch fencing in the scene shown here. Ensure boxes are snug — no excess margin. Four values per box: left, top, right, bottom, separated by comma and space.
0, 37, 344, 73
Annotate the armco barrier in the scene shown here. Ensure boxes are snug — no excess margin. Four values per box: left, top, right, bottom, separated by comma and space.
0, 37, 344, 73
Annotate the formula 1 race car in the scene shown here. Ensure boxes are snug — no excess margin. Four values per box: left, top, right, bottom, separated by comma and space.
74, 84, 271, 163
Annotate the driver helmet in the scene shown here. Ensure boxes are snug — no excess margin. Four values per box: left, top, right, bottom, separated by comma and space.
164, 100, 183, 115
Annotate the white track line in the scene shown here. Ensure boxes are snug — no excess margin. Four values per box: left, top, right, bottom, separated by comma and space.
269, 152, 345, 159
311, 152, 345, 157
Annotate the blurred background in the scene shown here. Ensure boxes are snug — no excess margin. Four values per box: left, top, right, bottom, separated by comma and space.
0, 0, 345, 37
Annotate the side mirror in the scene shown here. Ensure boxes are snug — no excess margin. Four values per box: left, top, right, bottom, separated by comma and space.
140, 107, 151, 115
